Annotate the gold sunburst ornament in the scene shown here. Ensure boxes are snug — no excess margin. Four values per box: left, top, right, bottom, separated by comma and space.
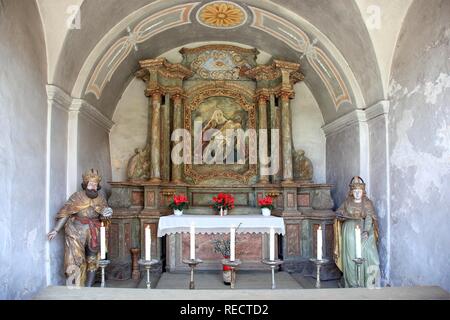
197, 1, 247, 29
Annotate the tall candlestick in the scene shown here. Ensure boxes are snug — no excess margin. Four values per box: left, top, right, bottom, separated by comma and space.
100, 222, 106, 260
355, 225, 362, 258
230, 227, 236, 262
190, 224, 195, 260
269, 227, 275, 261
317, 225, 323, 261
145, 225, 151, 261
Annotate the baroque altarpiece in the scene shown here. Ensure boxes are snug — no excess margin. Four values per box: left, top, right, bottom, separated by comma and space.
108, 45, 339, 280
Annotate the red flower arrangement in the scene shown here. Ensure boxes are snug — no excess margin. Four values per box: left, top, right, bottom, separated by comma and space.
258, 196, 274, 210
212, 193, 235, 213
169, 194, 189, 211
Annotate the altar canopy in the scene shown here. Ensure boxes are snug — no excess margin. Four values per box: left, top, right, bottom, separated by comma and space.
158, 215, 285, 237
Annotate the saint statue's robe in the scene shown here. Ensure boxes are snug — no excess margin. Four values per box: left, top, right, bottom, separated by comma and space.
334, 197, 381, 288
55, 191, 108, 286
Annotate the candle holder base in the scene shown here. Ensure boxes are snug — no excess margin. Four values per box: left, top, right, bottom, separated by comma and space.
182, 259, 203, 289
309, 258, 329, 289
98, 259, 110, 288
138, 259, 159, 289
262, 259, 284, 289
221, 259, 242, 289
352, 258, 366, 288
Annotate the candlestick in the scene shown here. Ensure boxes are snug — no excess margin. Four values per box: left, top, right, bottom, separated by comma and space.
230, 227, 236, 262
100, 222, 106, 260
355, 225, 362, 258
145, 225, 151, 261
269, 227, 275, 261
317, 225, 323, 261
190, 224, 195, 260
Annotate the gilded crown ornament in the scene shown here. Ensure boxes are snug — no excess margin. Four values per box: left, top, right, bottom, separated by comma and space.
349, 176, 365, 190
82, 168, 102, 184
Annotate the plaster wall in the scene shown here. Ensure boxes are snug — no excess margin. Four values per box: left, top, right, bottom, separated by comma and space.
0, 0, 48, 299
388, 0, 450, 291
368, 115, 389, 282
291, 83, 326, 183
355, 0, 413, 96
110, 79, 148, 181
77, 116, 112, 194
326, 125, 361, 209
48, 106, 68, 285
36, 0, 84, 82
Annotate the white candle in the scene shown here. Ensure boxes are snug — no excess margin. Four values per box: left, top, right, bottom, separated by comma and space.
100, 222, 106, 260
317, 225, 323, 261
230, 227, 236, 261
269, 227, 275, 261
355, 225, 362, 258
190, 224, 195, 260
145, 225, 151, 261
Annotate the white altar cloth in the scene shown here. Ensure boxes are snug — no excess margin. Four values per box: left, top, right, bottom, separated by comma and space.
157, 215, 285, 237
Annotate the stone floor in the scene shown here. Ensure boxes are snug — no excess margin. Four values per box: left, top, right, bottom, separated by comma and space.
35, 271, 449, 300
35, 285, 450, 300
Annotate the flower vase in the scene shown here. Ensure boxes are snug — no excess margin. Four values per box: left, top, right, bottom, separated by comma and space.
174, 209, 183, 216
261, 208, 271, 217
222, 256, 232, 285
224, 208, 228, 216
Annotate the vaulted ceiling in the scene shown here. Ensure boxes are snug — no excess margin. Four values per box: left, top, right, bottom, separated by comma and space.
37, 0, 413, 123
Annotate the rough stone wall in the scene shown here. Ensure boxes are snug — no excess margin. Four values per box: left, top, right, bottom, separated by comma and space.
326, 125, 361, 209
388, 0, 450, 291
0, 0, 48, 299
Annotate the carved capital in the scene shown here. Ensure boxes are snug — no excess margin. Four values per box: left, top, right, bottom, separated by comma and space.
243, 65, 281, 81
257, 94, 270, 105
278, 90, 295, 100
172, 92, 185, 105
145, 87, 164, 98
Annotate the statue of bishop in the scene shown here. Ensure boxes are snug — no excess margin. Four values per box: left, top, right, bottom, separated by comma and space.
48, 169, 113, 287
334, 176, 381, 288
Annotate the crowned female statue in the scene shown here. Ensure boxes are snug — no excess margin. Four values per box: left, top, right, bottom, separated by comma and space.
334, 176, 381, 288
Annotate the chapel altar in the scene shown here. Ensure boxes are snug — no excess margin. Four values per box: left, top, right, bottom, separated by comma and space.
107, 44, 339, 280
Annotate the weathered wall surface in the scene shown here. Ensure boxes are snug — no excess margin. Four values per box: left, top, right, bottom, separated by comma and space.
368, 114, 389, 282
0, 0, 48, 299
292, 83, 326, 183
77, 116, 112, 194
48, 105, 68, 285
326, 125, 361, 209
388, 0, 450, 291
110, 79, 148, 181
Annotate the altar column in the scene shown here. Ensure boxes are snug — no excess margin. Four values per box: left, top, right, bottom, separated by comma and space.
270, 94, 282, 184
171, 93, 183, 183
150, 91, 162, 182
280, 91, 294, 183
258, 94, 270, 184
